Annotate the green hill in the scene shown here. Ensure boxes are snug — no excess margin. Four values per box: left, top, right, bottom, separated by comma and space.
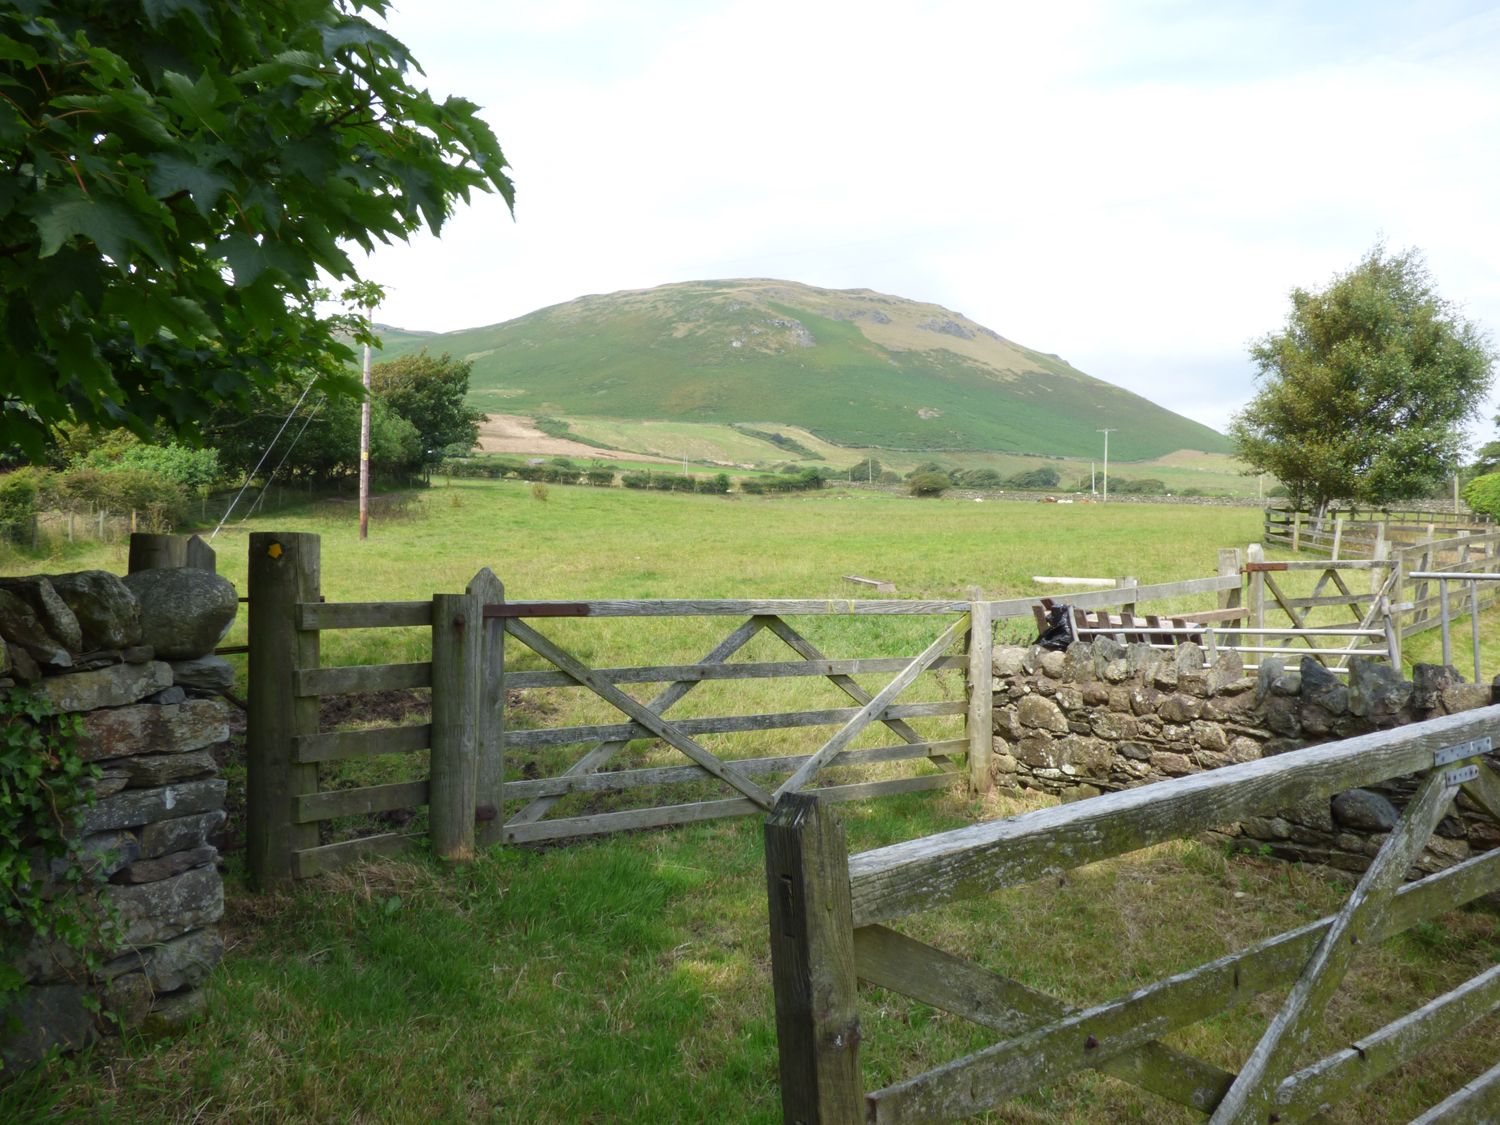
372, 279, 1231, 461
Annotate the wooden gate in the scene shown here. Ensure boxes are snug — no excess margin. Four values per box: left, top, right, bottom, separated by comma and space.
766, 706, 1500, 1122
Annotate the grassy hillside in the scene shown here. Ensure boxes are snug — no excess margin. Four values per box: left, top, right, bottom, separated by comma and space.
373, 279, 1231, 461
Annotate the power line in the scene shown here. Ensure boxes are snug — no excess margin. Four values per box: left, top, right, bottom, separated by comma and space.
209, 378, 319, 540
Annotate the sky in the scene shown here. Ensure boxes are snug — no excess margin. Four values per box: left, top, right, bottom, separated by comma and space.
353, 0, 1500, 439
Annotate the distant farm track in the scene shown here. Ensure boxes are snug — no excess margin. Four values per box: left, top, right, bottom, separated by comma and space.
475, 414, 675, 463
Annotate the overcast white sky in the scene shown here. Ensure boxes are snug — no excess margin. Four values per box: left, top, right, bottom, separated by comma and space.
354, 0, 1500, 438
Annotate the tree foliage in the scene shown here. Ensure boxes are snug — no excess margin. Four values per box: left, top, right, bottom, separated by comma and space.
0, 1, 513, 460
1229, 246, 1494, 513
370, 351, 482, 457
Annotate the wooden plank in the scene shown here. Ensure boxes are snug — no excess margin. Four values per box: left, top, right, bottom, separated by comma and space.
506, 618, 776, 809
246, 531, 322, 888
499, 739, 967, 800
295, 661, 431, 696
1274, 961, 1500, 1120
292, 831, 422, 878
296, 779, 429, 823
765, 794, 864, 1123
968, 601, 994, 795
296, 600, 433, 630
864, 842, 1500, 1125
503, 655, 967, 690
502, 701, 965, 751
471, 569, 507, 847
1407, 1058, 1500, 1125
854, 925, 1233, 1114
499, 597, 971, 617
430, 588, 481, 860
774, 615, 970, 798
504, 773, 955, 844
1210, 767, 1455, 1124
506, 616, 765, 827
847, 704, 1500, 926
293, 723, 431, 763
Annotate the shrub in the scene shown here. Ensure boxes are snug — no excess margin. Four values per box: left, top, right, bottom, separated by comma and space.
0, 467, 48, 542
621, 472, 651, 489
531, 483, 549, 502
584, 469, 615, 487
1463, 473, 1500, 518
909, 471, 950, 497
957, 468, 1005, 489
1006, 467, 1060, 489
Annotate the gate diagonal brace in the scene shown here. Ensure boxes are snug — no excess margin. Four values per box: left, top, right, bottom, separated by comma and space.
506, 617, 775, 810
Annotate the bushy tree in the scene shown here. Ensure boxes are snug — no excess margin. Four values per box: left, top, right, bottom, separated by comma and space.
1006, 467, 1060, 489
1463, 473, 1500, 519
0, 2, 512, 460
370, 351, 483, 458
1229, 245, 1494, 515
909, 471, 949, 497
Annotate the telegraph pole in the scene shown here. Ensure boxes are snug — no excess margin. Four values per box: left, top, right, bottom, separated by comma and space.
1097, 429, 1116, 502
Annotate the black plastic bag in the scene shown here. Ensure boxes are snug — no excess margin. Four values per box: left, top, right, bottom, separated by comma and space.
1035, 604, 1076, 651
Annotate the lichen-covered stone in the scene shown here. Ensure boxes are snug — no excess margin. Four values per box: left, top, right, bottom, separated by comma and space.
34, 660, 172, 714
0, 983, 95, 1070
993, 646, 1026, 676
0, 587, 72, 667
1332, 788, 1399, 831
122, 568, 237, 661
0, 576, 84, 653
112, 845, 217, 886
141, 986, 207, 1034
167, 656, 234, 692
75, 698, 230, 762
110, 750, 217, 789
1016, 694, 1069, 733
48, 571, 141, 650
1159, 694, 1203, 723
106, 866, 224, 947
82, 779, 226, 834
101, 929, 223, 994
1348, 658, 1413, 718
137, 810, 226, 859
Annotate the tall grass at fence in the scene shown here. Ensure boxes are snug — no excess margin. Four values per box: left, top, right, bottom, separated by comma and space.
12, 482, 1500, 1121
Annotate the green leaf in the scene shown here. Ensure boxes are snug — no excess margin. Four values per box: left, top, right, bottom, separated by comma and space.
148, 153, 232, 217
32, 196, 169, 269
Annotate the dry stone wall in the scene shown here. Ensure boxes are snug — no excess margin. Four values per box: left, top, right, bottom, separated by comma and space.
991, 638, 1498, 875
0, 565, 236, 1071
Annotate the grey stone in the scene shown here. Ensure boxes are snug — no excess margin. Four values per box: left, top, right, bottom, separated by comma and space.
1411, 663, 1464, 711
138, 809, 226, 859
108, 749, 217, 788
1153, 751, 1194, 776
144, 685, 189, 705
1159, 694, 1203, 723
1207, 650, 1245, 693
1179, 671, 1211, 698
1298, 656, 1345, 706
1441, 682, 1493, 715
48, 570, 141, 650
1038, 650, 1066, 678
1174, 642, 1206, 673
1014, 734, 1056, 767
1190, 721, 1229, 752
1059, 783, 1103, 804
103, 971, 155, 1029
33, 660, 173, 714
1125, 643, 1161, 678
0, 587, 71, 667
1017, 694, 1069, 734
1348, 658, 1413, 718
1119, 741, 1153, 761
81, 779, 226, 834
167, 655, 235, 691
1062, 641, 1095, 681
0, 576, 84, 653
1091, 711, 1136, 740
141, 987, 207, 1034
102, 929, 223, 993
1332, 788, 1400, 831
8, 643, 41, 683
993, 646, 1026, 677
1260, 696, 1301, 737
122, 568, 237, 660
993, 705, 1024, 741
1226, 737, 1262, 763
106, 866, 224, 947
0, 983, 95, 1070
1091, 635, 1125, 676
1081, 682, 1111, 706
75, 697, 230, 762
112, 845, 217, 885
1255, 659, 1285, 703
1102, 659, 1130, 683
1242, 816, 1292, 840
1271, 672, 1301, 696
1299, 703, 1338, 735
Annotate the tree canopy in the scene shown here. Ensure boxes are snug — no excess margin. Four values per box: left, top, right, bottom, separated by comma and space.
369, 350, 482, 458
0, 1, 513, 460
1229, 245, 1495, 514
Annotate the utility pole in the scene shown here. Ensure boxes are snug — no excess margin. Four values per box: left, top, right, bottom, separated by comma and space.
1097, 429, 1116, 502
359, 305, 372, 541
1091, 462, 1096, 495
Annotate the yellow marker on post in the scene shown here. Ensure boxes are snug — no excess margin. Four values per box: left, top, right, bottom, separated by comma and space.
267, 541, 283, 559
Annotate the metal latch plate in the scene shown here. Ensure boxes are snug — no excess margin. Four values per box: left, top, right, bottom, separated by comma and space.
1435, 737, 1492, 767
1445, 764, 1481, 787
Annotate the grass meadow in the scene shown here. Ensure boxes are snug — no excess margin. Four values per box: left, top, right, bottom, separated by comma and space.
5, 482, 1500, 1123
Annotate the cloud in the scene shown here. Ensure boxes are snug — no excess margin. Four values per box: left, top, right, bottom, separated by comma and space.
358, 1, 1500, 437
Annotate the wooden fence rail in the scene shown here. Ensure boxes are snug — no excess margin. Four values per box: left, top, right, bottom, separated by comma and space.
766, 706, 1500, 1122
245, 535, 1406, 886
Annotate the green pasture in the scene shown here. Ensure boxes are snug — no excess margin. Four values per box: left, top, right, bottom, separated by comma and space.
6, 484, 1500, 1122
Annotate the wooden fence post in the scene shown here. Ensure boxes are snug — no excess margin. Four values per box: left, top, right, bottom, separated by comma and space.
1331, 517, 1344, 560
1247, 543, 1266, 631
431, 587, 482, 860
128, 532, 187, 573
1217, 547, 1242, 649
469, 568, 507, 847
765, 794, 863, 1124
185, 534, 216, 572
246, 531, 321, 888
967, 602, 993, 796
1115, 576, 1138, 616
1292, 511, 1301, 553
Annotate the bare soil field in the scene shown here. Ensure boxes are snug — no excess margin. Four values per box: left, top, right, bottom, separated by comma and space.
476, 413, 675, 462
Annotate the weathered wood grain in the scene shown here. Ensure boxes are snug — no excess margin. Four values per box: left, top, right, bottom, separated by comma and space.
295, 661, 432, 696
854, 925, 1232, 1114
506, 617, 775, 809
863, 841, 1500, 1124
1406, 1058, 1500, 1125
291, 831, 422, 878
430, 589, 481, 860
848, 705, 1500, 926
470, 569, 506, 846
775, 615, 969, 798
1210, 768, 1455, 1124
966, 601, 994, 795
246, 531, 321, 888
296, 600, 432, 630
503, 654, 968, 690
293, 723, 431, 763
296, 779, 429, 823
765, 795, 864, 1123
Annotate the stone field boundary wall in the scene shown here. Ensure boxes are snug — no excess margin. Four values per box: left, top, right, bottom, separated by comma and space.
0, 549, 237, 1072
991, 638, 1500, 875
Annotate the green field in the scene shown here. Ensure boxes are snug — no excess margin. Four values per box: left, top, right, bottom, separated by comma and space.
6, 484, 1500, 1123
372, 279, 1233, 461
